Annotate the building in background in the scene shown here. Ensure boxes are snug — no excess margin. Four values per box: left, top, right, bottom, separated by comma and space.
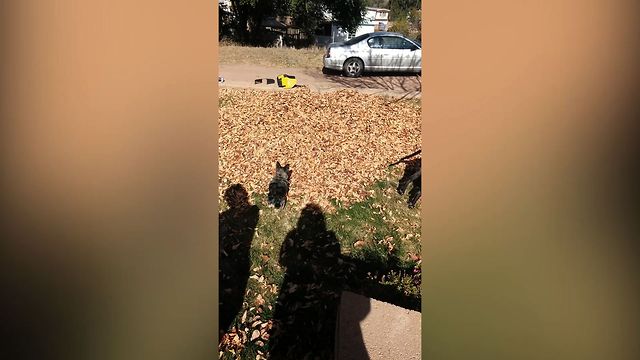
356, 7, 390, 36
315, 7, 390, 46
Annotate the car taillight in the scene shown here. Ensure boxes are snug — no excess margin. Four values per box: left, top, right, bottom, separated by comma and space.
325, 47, 331, 58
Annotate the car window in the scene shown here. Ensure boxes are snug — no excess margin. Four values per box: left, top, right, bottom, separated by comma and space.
382, 36, 417, 50
367, 37, 384, 49
344, 33, 370, 46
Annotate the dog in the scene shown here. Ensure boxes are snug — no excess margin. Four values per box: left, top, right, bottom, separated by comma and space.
268, 161, 292, 209
389, 150, 421, 208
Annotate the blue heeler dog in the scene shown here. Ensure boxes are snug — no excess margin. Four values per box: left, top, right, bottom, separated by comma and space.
268, 161, 292, 209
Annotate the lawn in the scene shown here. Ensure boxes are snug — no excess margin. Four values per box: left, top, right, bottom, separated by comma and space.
218, 88, 421, 359
219, 41, 326, 70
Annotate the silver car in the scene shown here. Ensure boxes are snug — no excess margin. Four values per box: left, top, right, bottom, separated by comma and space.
322, 32, 421, 77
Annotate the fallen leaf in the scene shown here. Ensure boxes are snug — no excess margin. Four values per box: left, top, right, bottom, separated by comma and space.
218, 88, 421, 211
251, 329, 260, 341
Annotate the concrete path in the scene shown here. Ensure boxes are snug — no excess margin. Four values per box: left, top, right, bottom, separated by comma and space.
335, 291, 421, 360
218, 64, 421, 99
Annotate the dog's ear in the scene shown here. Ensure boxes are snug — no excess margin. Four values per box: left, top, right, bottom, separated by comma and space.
276, 161, 282, 168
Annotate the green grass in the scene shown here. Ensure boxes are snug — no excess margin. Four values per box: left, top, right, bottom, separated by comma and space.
328, 178, 421, 265
219, 170, 421, 359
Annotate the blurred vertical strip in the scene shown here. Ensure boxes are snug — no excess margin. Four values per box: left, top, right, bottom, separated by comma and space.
1, 1, 218, 360
422, 0, 640, 359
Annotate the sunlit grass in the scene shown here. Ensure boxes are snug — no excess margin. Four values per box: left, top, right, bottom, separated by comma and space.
219, 170, 421, 359
219, 43, 326, 70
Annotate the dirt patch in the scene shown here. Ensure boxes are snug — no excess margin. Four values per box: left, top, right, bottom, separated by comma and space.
320, 71, 422, 96
218, 87, 421, 211
219, 64, 422, 99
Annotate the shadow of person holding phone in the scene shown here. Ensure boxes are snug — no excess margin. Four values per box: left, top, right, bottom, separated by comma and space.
268, 203, 357, 359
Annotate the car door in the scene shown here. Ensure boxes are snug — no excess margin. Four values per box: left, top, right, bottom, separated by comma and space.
365, 36, 388, 70
401, 39, 421, 71
381, 36, 421, 71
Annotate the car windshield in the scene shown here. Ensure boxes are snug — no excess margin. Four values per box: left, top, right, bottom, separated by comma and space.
344, 33, 371, 46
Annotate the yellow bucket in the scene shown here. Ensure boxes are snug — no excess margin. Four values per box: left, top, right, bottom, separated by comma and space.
277, 74, 297, 89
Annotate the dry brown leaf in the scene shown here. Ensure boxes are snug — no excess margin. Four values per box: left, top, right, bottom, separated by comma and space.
219, 88, 421, 211
255, 294, 265, 306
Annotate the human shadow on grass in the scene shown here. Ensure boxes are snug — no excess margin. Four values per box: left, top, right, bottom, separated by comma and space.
268, 203, 366, 360
219, 184, 260, 342
268, 203, 421, 359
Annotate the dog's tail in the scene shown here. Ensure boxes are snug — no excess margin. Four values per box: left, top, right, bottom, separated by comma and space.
388, 149, 421, 167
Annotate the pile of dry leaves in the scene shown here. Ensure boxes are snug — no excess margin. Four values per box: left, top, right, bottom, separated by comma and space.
219, 87, 421, 211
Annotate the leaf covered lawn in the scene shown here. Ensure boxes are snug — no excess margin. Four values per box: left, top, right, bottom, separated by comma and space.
218, 88, 422, 359
218, 87, 421, 212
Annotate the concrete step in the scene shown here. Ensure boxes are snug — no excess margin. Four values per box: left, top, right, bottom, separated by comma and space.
335, 291, 421, 360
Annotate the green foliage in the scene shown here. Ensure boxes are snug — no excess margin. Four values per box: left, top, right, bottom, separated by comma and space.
325, 0, 367, 34
408, 7, 421, 24
387, 0, 420, 40
389, 17, 409, 37
219, 5, 232, 40
365, 0, 389, 8
389, 0, 420, 20
287, 0, 367, 37
381, 269, 421, 298
289, 0, 326, 40
225, 0, 365, 46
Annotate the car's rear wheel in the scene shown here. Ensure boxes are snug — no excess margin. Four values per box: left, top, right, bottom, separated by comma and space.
343, 58, 364, 77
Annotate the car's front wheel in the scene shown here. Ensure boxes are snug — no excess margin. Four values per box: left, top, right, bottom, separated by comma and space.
343, 58, 364, 78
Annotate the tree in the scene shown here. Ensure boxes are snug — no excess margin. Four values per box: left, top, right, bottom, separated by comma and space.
365, 0, 389, 8
388, 0, 420, 20
288, 0, 326, 42
387, 0, 420, 40
228, 0, 282, 43
225, 0, 365, 46
326, 0, 366, 34
219, 4, 235, 40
